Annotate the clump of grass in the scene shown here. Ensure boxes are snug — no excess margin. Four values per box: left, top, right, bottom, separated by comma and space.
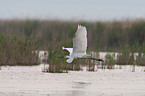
104, 54, 115, 69
132, 63, 136, 72
136, 53, 145, 66
136, 43, 145, 66
116, 46, 135, 65
87, 52, 99, 71
47, 47, 68, 73
88, 60, 95, 71
45, 39, 72, 73
71, 60, 82, 71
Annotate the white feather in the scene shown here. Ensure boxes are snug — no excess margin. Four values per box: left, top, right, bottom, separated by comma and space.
62, 47, 73, 57
73, 25, 87, 54
63, 25, 88, 63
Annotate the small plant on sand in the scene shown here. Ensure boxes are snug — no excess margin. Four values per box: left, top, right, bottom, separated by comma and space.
46, 39, 72, 73
47, 47, 68, 73
116, 46, 135, 65
136, 42, 145, 66
105, 54, 115, 69
132, 63, 136, 72
88, 59, 95, 71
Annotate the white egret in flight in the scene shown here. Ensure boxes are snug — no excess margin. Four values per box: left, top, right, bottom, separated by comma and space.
62, 25, 103, 63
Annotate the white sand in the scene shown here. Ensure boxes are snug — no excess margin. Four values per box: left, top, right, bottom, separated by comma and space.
0, 65, 145, 96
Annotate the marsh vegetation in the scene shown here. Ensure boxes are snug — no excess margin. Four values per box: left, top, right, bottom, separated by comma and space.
0, 33, 39, 66
0, 19, 145, 72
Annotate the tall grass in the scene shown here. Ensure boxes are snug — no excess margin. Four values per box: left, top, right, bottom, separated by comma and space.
1, 19, 145, 68
0, 19, 145, 51
0, 33, 39, 66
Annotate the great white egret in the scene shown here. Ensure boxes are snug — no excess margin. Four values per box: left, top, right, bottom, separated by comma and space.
62, 25, 103, 63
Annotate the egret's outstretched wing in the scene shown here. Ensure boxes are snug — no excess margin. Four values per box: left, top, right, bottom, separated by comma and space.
73, 25, 87, 53
62, 47, 73, 56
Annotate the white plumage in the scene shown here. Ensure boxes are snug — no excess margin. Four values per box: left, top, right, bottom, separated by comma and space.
73, 25, 87, 53
63, 25, 88, 63
62, 25, 103, 63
